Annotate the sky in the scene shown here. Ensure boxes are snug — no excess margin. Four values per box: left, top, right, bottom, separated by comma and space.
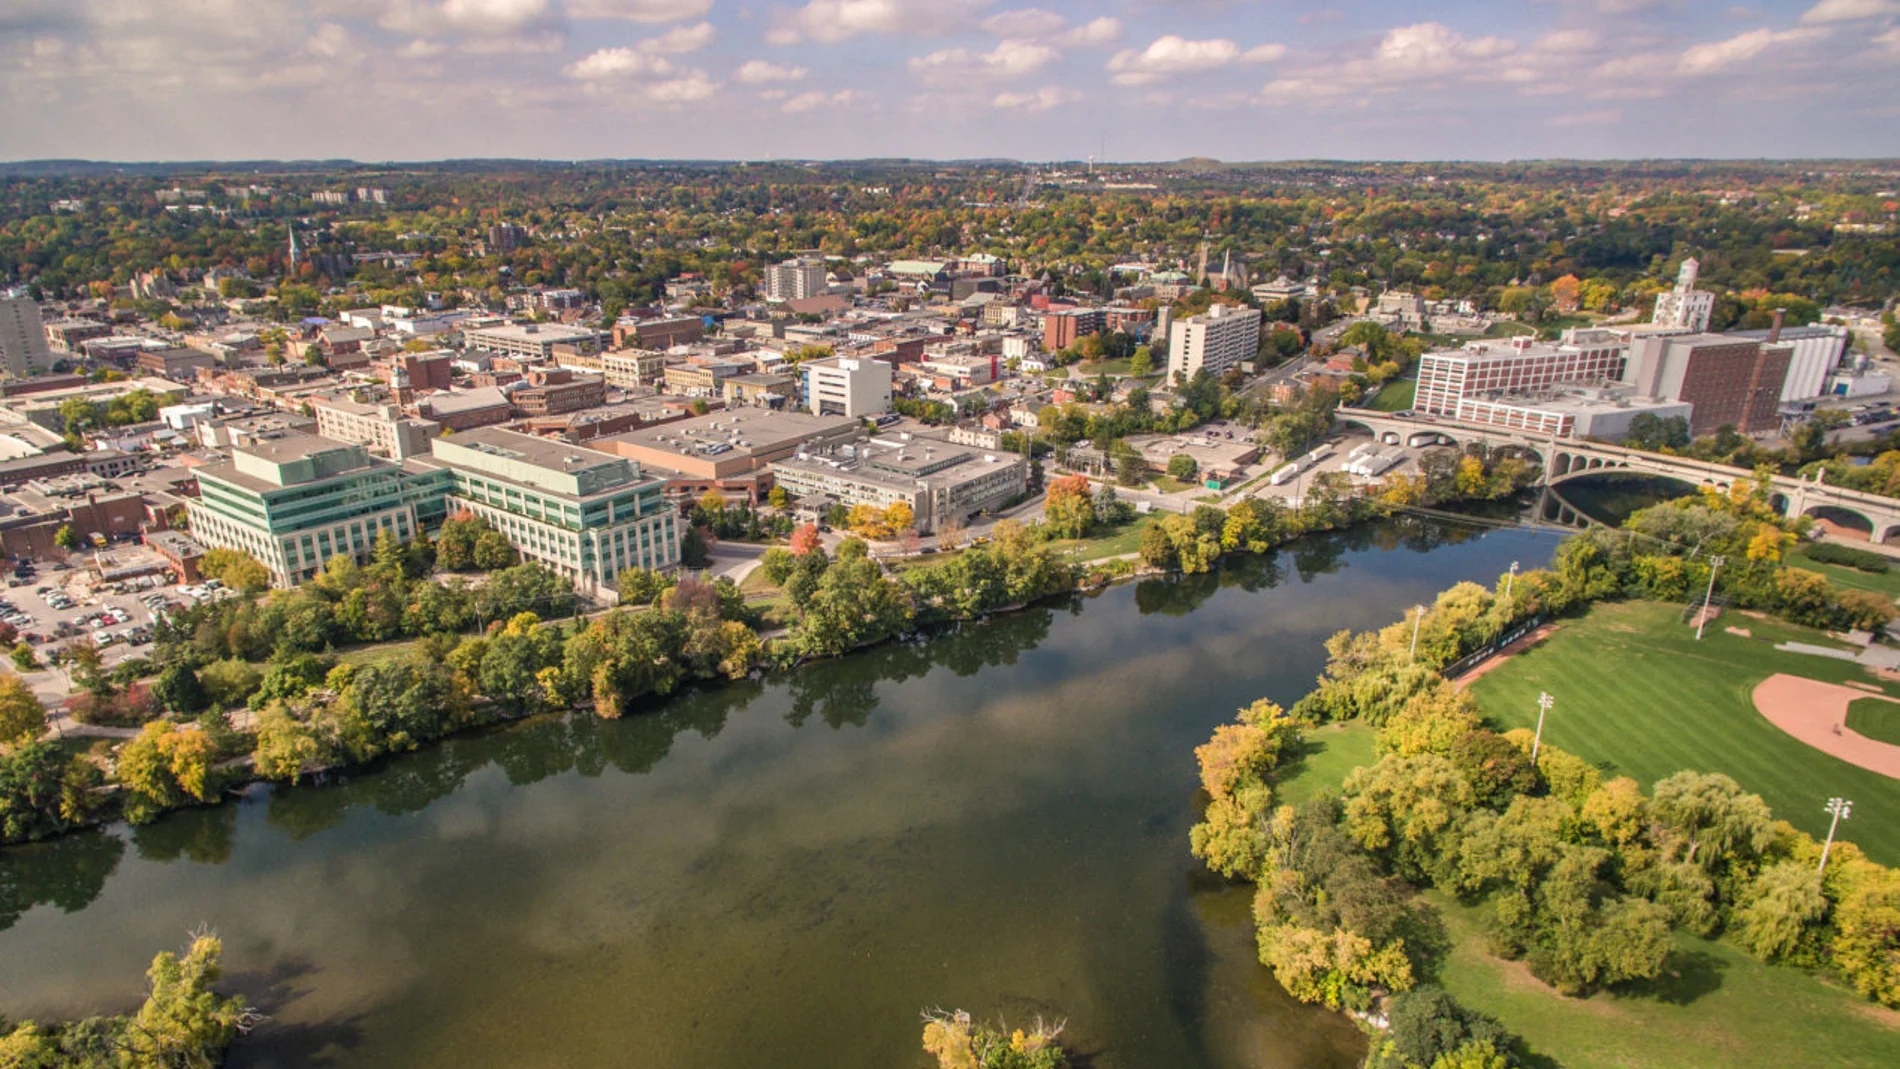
2, 1, 1898, 162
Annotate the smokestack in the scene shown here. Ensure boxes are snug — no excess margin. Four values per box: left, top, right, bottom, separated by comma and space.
1769, 308, 1785, 344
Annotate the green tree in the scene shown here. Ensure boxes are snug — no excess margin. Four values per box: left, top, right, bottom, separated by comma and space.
197, 659, 263, 709
122, 933, 255, 1068
115, 721, 217, 823
0, 673, 46, 747
1732, 860, 1828, 962
153, 663, 210, 715
200, 548, 270, 592
53, 524, 79, 550
1167, 453, 1198, 480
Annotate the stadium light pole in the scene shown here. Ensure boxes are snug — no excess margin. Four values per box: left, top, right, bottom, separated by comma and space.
1695, 554, 1727, 641
1505, 560, 1519, 598
1410, 604, 1425, 660
1820, 797, 1853, 876
1531, 691, 1554, 763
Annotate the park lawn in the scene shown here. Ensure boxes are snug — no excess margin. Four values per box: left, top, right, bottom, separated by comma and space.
1468, 599, 1900, 865
738, 566, 780, 596
1151, 475, 1197, 494
1367, 377, 1417, 413
1050, 513, 1160, 562
1427, 890, 1900, 1069
1847, 697, 1900, 747
1786, 547, 1900, 602
1274, 720, 1378, 803
1074, 357, 1136, 377
336, 636, 425, 667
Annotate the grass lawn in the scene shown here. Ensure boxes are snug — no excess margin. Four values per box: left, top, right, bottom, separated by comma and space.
1050, 513, 1161, 562
1468, 600, 1900, 865
1368, 377, 1417, 413
1075, 357, 1137, 377
1484, 320, 1537, 339
738, 567, 780, 596
336, 637, 425, 667
1274, 720, 1378, 804
1151, 475, 1197, 494
1847, 697, 1900, 747
1787, 547, 1900, 602
1427, 890, 1900, 1069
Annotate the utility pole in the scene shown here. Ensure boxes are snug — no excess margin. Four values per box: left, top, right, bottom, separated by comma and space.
1696, 554, 1726, 641
1820, 797, 1853, 875
1532, 691, 1554, 763
1410, 604, 1425, 660
1504, 560, 1519, 599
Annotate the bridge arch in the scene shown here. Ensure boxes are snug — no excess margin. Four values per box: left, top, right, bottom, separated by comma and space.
1806, 505, 1876, 541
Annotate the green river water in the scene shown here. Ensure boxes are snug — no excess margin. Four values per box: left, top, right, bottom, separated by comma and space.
0, 516, 1556, 1069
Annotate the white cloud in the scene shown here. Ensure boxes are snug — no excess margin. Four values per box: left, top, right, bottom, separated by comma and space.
1257, 22, 1519, 104
734, 58, 808, 83
438, 0, 552, 33
781, 88, 861, 112
1106, 35, 1281, 86
397, 37, 449, 57
643, 69, 718, 101
1550, 107, 1623, 127
980, 8, 1064, 38
1061, 17, 1122, 47
1800, 0, 1900, 24
1676, 27, 1818, 74
567, 0, 715, 22
767, 0, 993, 45
565, 45, 674, 77
459, 29, 562, 51
637, 20, 714, 53
909, 37, 1057, 84
306, 22, 355, 58
991, 84, 1081, 110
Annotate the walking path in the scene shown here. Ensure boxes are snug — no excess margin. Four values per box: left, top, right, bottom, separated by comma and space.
1751, 673, 1900, 780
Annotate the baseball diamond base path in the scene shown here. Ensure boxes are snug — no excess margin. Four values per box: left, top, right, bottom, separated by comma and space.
1752, 674, 1900, 780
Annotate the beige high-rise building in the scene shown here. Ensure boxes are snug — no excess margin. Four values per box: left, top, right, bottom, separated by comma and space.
0, 294, 54, 378
1167, 303, 1261, 380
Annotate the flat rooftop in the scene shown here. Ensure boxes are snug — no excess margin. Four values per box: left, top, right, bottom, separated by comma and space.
601, 408, 858, 461
466, 323, 600, 343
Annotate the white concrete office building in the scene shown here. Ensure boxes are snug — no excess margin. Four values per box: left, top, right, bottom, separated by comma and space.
805, 356, 893, 418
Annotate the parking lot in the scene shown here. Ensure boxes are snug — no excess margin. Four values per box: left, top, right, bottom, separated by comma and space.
6, 546, 232, 672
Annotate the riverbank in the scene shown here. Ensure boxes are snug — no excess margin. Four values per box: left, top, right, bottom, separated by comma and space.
1188, 490, 1900, 1068
0, 515, 1534, 1069
3, 476, 1540, 851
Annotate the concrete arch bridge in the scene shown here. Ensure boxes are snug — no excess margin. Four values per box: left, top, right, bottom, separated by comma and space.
1336, 407, 1900, 543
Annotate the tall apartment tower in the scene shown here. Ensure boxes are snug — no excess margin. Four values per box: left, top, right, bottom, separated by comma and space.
1651, 257, 1714, 332
1168, 303, 1263, 381
764, 257, 827, 301
0, 293, 54, 378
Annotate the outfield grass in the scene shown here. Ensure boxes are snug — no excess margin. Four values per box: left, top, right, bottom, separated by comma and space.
1787, 547, 1900, 602
1427, 891, 1900, 1069
1468, 600, 1900, 865
1274, 720, 1378, 804
1847, 697, 1900, 747
1367, 377, 1417, 413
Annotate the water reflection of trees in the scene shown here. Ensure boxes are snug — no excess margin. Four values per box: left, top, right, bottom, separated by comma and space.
0, 830, 126, 931
0, 514, 1510, 929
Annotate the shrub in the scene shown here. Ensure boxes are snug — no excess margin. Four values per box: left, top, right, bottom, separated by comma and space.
1804, 541, 1891, 574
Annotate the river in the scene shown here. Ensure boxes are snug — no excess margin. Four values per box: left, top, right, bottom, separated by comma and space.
0, 515, 1556, 1069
